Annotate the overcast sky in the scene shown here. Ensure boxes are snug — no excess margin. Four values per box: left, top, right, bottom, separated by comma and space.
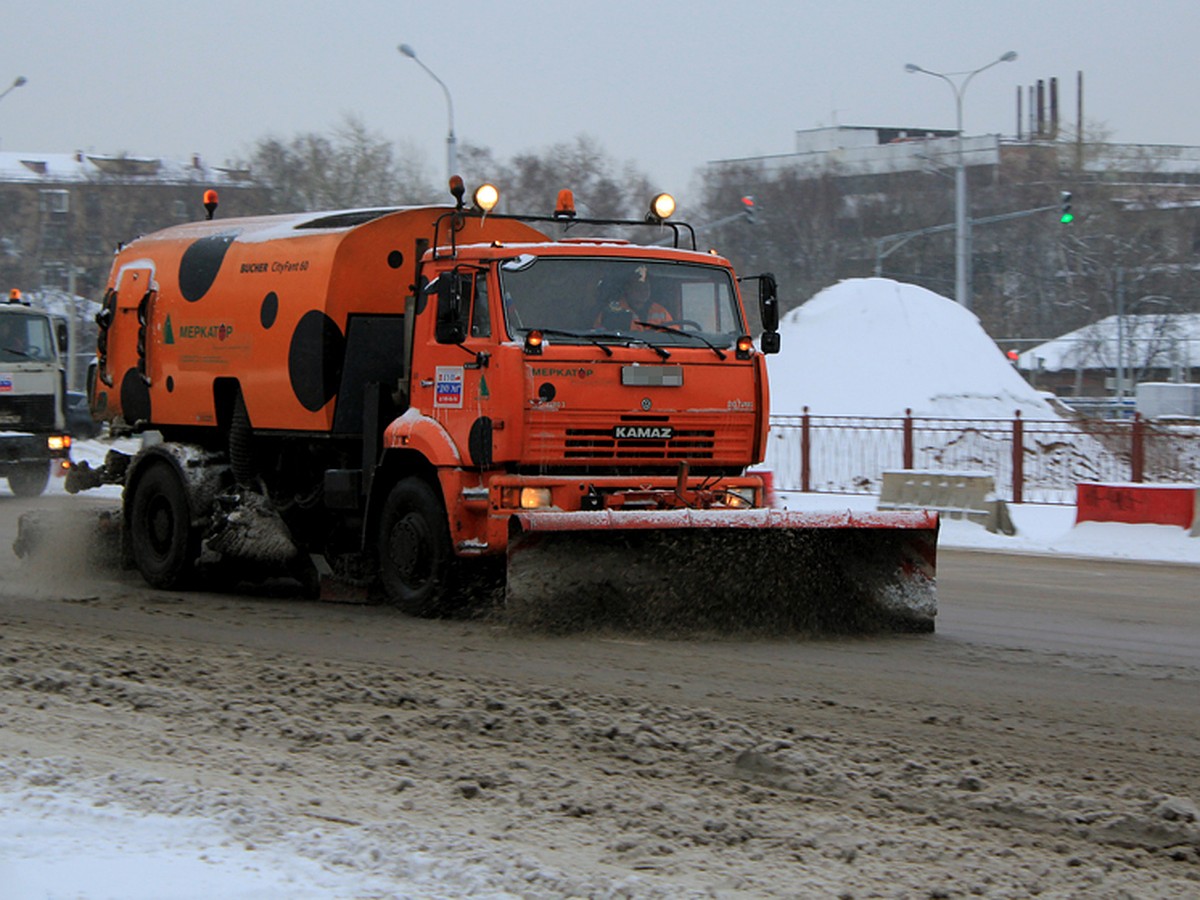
2, 0, 1197, 200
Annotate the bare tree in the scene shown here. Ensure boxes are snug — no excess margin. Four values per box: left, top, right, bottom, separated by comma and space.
458, 134, 652, 219
249, 114, 435, 212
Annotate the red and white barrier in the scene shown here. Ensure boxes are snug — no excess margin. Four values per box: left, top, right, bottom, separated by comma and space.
1076, 483, 1200, 536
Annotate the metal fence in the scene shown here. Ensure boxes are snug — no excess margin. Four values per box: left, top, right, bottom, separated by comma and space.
766, 408, 1200, 504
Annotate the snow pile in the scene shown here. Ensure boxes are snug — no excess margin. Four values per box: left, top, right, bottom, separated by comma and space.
768, 278, 1057, 418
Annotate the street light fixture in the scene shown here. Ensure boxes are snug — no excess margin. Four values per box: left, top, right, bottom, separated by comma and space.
0, 75, 28, 104
905, 51, 1017, 311
398, 44, 457, 184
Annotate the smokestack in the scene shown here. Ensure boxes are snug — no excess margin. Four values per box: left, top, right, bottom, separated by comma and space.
1036, 79, 1046, 139
1050, 77, 1059, 140
1016, 86, 1023, 140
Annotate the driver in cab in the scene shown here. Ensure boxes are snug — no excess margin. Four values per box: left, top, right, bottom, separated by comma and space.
595, 265, 671, 332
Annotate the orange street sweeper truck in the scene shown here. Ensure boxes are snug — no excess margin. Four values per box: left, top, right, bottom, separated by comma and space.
53, 181, 938, 632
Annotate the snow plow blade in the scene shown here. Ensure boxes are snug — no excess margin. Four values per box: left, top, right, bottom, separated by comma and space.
505, 509, 938, 635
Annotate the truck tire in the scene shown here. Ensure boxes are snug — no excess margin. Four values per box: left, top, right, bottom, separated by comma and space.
128, 461, 197, 589
7, 461, 51, 498
378, 476, 455, 617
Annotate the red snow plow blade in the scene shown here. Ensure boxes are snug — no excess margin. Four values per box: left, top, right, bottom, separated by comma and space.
505, 508, 938, 635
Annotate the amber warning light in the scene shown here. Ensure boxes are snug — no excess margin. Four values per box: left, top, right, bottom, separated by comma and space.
555, 189, 576, 219
524, 329, 545, 355
203, 190, 219, 220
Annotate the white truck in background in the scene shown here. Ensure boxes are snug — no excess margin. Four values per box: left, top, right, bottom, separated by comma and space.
0, 291, 73, 497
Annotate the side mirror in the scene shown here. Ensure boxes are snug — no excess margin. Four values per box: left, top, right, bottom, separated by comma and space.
56, 320, 69, 354
435, 271, 470, 344
758, 272, 780, 354
758, 273, 779, 331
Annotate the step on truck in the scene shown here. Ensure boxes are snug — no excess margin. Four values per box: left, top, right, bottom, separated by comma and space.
1, 290, 73, 497
45, 181, 937, 632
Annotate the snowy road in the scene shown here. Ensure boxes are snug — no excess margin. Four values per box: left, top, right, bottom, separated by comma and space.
937, 548, 1200, 668
2, 492, 1200, 897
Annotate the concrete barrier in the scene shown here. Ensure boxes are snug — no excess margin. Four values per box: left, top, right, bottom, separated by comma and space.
879, 470, 1015, 535
1076, 482, 1200, 536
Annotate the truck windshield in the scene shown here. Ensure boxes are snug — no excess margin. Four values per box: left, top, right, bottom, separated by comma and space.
499, 257, 744, 349
0, 314, 55, 363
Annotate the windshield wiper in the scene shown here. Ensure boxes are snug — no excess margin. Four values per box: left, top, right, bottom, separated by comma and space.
587, 330, 671, 360
524, 328, 674, 361
530, 328, 615, 356
633, 321, 727, 360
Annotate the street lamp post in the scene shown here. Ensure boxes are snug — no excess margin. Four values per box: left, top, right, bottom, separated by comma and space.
905, 52, 1017, 311
398, 44, 457, 183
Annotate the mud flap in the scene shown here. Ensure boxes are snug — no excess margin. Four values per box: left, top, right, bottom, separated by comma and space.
505, 509, 938, 635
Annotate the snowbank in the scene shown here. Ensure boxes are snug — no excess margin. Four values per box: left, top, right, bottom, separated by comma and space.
768, 278, 1058, 418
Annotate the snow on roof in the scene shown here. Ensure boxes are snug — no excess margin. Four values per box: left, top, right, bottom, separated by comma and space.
0, 151, 253, 186
1018, 313, 1200, 372
768, 277, 1059, 418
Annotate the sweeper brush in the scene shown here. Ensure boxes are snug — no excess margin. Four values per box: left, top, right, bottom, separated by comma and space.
504, 509, 939, 635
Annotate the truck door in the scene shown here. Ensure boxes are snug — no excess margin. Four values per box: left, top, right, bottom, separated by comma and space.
421, 268, 499, 468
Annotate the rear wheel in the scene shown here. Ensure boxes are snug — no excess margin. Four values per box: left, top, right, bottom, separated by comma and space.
128, 461, 196, 589
7, 461, 51, 498
378, 477, 455, 617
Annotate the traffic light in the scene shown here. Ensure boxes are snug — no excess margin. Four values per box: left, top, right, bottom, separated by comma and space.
741, 195, 756, 224
1059, 191, 1074, 224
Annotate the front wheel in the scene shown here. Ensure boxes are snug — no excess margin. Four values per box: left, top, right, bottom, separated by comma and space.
7, 461, 51, 498
128, 461, 197, 589
377, 477, 456, 617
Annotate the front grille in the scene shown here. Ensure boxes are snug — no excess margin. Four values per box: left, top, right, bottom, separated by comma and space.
564, 426, 716, 460
528, 412, 752, 464
0, 394, 56, 430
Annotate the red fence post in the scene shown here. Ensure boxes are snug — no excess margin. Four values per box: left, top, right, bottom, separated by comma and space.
903, 408, 914, 470
801, 406, 811, 493
1011, 409, 1024, 504
1131, 413, 1145, 483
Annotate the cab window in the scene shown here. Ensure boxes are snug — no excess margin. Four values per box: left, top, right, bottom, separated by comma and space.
470, 274, 491, 339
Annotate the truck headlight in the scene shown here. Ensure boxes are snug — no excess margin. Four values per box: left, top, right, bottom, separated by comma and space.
724, 487, 754, 508
520, 488, 553, 509
500, 486, 554, 510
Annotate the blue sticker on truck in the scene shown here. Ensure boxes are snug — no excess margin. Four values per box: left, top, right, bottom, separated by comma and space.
435, 366, 464, 409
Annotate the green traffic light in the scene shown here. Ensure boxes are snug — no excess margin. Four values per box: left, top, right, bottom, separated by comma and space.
1060, 212, 1074, 224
